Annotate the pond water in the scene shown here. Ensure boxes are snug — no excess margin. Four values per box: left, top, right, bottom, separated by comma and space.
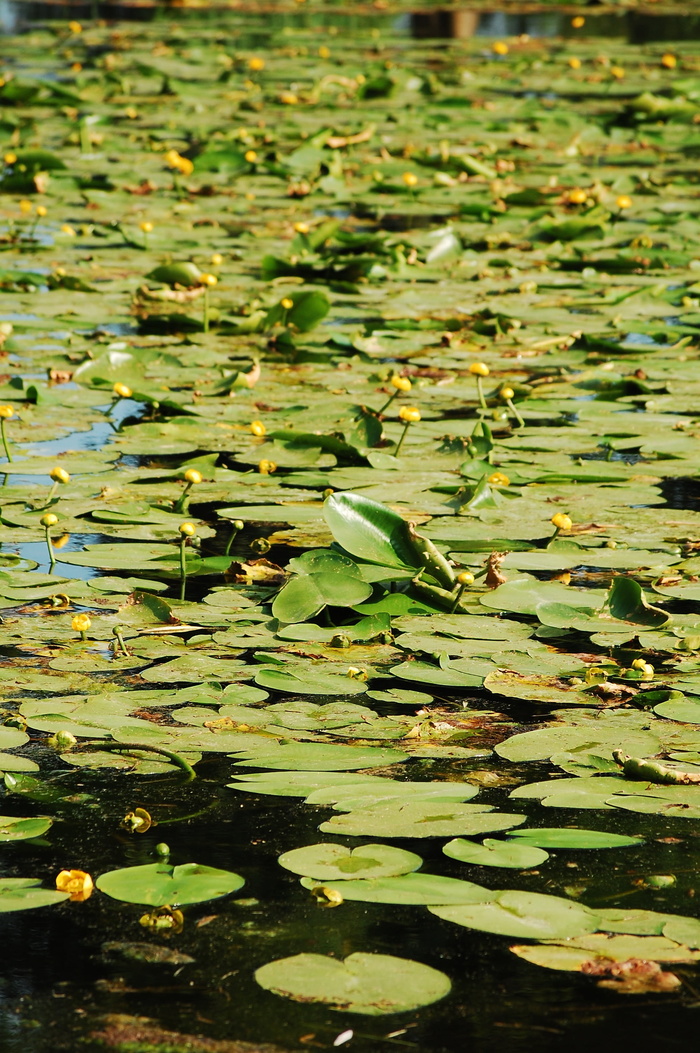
3, 5, 700, 1052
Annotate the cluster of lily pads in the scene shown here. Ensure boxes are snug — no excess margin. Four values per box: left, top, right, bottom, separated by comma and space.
3, 8, 700, 1037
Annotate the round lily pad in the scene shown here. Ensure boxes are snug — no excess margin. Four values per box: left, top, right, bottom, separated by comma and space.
254, 952, 451, 1015
96, 862, 244, 907
278, 843, 422, 880
0, 816, 53, 842
431, 890, 600, 940
443, 837, 549, 869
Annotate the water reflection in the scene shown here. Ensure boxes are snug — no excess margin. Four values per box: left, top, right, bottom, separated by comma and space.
411, 8, 700, 41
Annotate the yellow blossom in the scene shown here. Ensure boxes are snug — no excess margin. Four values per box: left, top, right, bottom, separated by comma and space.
244, 149, 258, 163
457, 571, 475, 585
113, 382, 132, 398
492, 41, 509, 56
3, 152, 16, 165
280, 297, 294, 310
210, 253, 224, 266
567, 188, 587, 205
49, 466, 70, 484
469, 362, 490, 377
183, 468, 202, 484
60, 224, 77, 236
616, 195, 632, 210
487, 472, 510, 486
250, 420, 266, 436
139, 220, 154, 233
551, 513, 572, 531
248, 56, 265, 71
500, 387, 514, 400
294, 221, 310, 234
391, 375, 412, 392
318, 45, 330, 59
0, 405, 14, 418
402, 172, 418, 188
571, 16, 585, 28
19, 199, 32, 215
68, 20, 82, 33
56, 869, 92, 902
71, 613, 91, 633
398, 406, 421, 423
35, 205, 47, 218
41, 513, 58, 528
610, 66, 625, 79
661, 53, 677, 69
179, 522, 196, 537
201, 273, 217, 287
279, 92, 299, 105
258, 459, 277, 474
568, 57, 581, 69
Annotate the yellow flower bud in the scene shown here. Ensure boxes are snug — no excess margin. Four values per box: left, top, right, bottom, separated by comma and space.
258, 459, 277, 474
661, 53, 677, 69
280, 297, 294, 310
68, 20, 82, 32
398, 406, 421, 423
179, 522, 196, 537
35, 204, 47, 217
487, 472, 510, 486
233, 520, 244, 530
19, 199, 32, 215
139, 220, 154, 233
248, 57, 265, 71
551, 513, 572, 531
610, 66, 625, 79
391, 375, 412, 392
210, 253, 224, 266
294, 222, 310, 234
41, 513, 58, 528
492, 41, 509, 55
250, 420, 266, 436
402, 172, 418, 188
457, 571, 475, 586
50, 466, 70, 484
568, 57, 582, 69
60, 224, 77, 236
201, 273, 218, 287
571, 15, 585, 28
71, 613, 91, 633
113, 382, 132, 398
183, 468, 202, 484
500, 387, 514, 400
469, 362, 490, 377
0, 404, 14, 418
567, 188, 587, 205
3, 152, 17, 165
244, 150, 258, 163
615, 195, 632, 210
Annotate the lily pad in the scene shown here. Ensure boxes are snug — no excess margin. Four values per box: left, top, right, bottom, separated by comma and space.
95, 863, 245, 906
254, 952, 451, 1015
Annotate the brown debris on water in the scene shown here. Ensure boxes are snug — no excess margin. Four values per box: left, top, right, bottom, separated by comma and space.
90, 1013, 296, 1052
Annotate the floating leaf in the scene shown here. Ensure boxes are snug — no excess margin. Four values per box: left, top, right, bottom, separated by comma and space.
278, 843, 421, 880
443, 837, 549, 869
96, 863, 244, 906
254, 952, 451, 1015
431, 890, 600, 940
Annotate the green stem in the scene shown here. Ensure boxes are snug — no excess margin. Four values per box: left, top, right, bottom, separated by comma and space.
173, 482, 192, 515
449, 582, 468, 613
506, 397, 525, 428
408, 524, 456, 589
476, 375, 487, 411
47, 481, 59, 502
203, 286, 210, 333
112, 626, 128, 655
45, 526, 56, 570
377, 389, 398, 416
394, 420, 411, 457
75, 741, 196, 781
0, 418, 12, 463
179, 536, 187, 601
224, 520, 243, 556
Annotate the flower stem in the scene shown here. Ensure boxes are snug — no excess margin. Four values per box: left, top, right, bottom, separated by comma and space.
476, 375, 487, 411
203, 285, 210, 333
179, 535, 188, 601
75, 741, 196, 781
0, 418, 12, 463
376, 390, 398, 416
394, 420, 411, 457
45, 526, 56, 570
506, 397, 525, 428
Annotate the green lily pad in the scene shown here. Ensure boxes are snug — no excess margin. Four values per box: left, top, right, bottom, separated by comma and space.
443, 837, 549, 869
430, 890, 600, 940
300, 872, 494, 905
254, 952, 451, 1015
507, 828, 643, 849
320, 801, 526, 838
95, 863, 245, 907
278, 843, 422, 880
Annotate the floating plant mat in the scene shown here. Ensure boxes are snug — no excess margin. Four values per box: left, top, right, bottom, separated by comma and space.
5, 10, 700, 1053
